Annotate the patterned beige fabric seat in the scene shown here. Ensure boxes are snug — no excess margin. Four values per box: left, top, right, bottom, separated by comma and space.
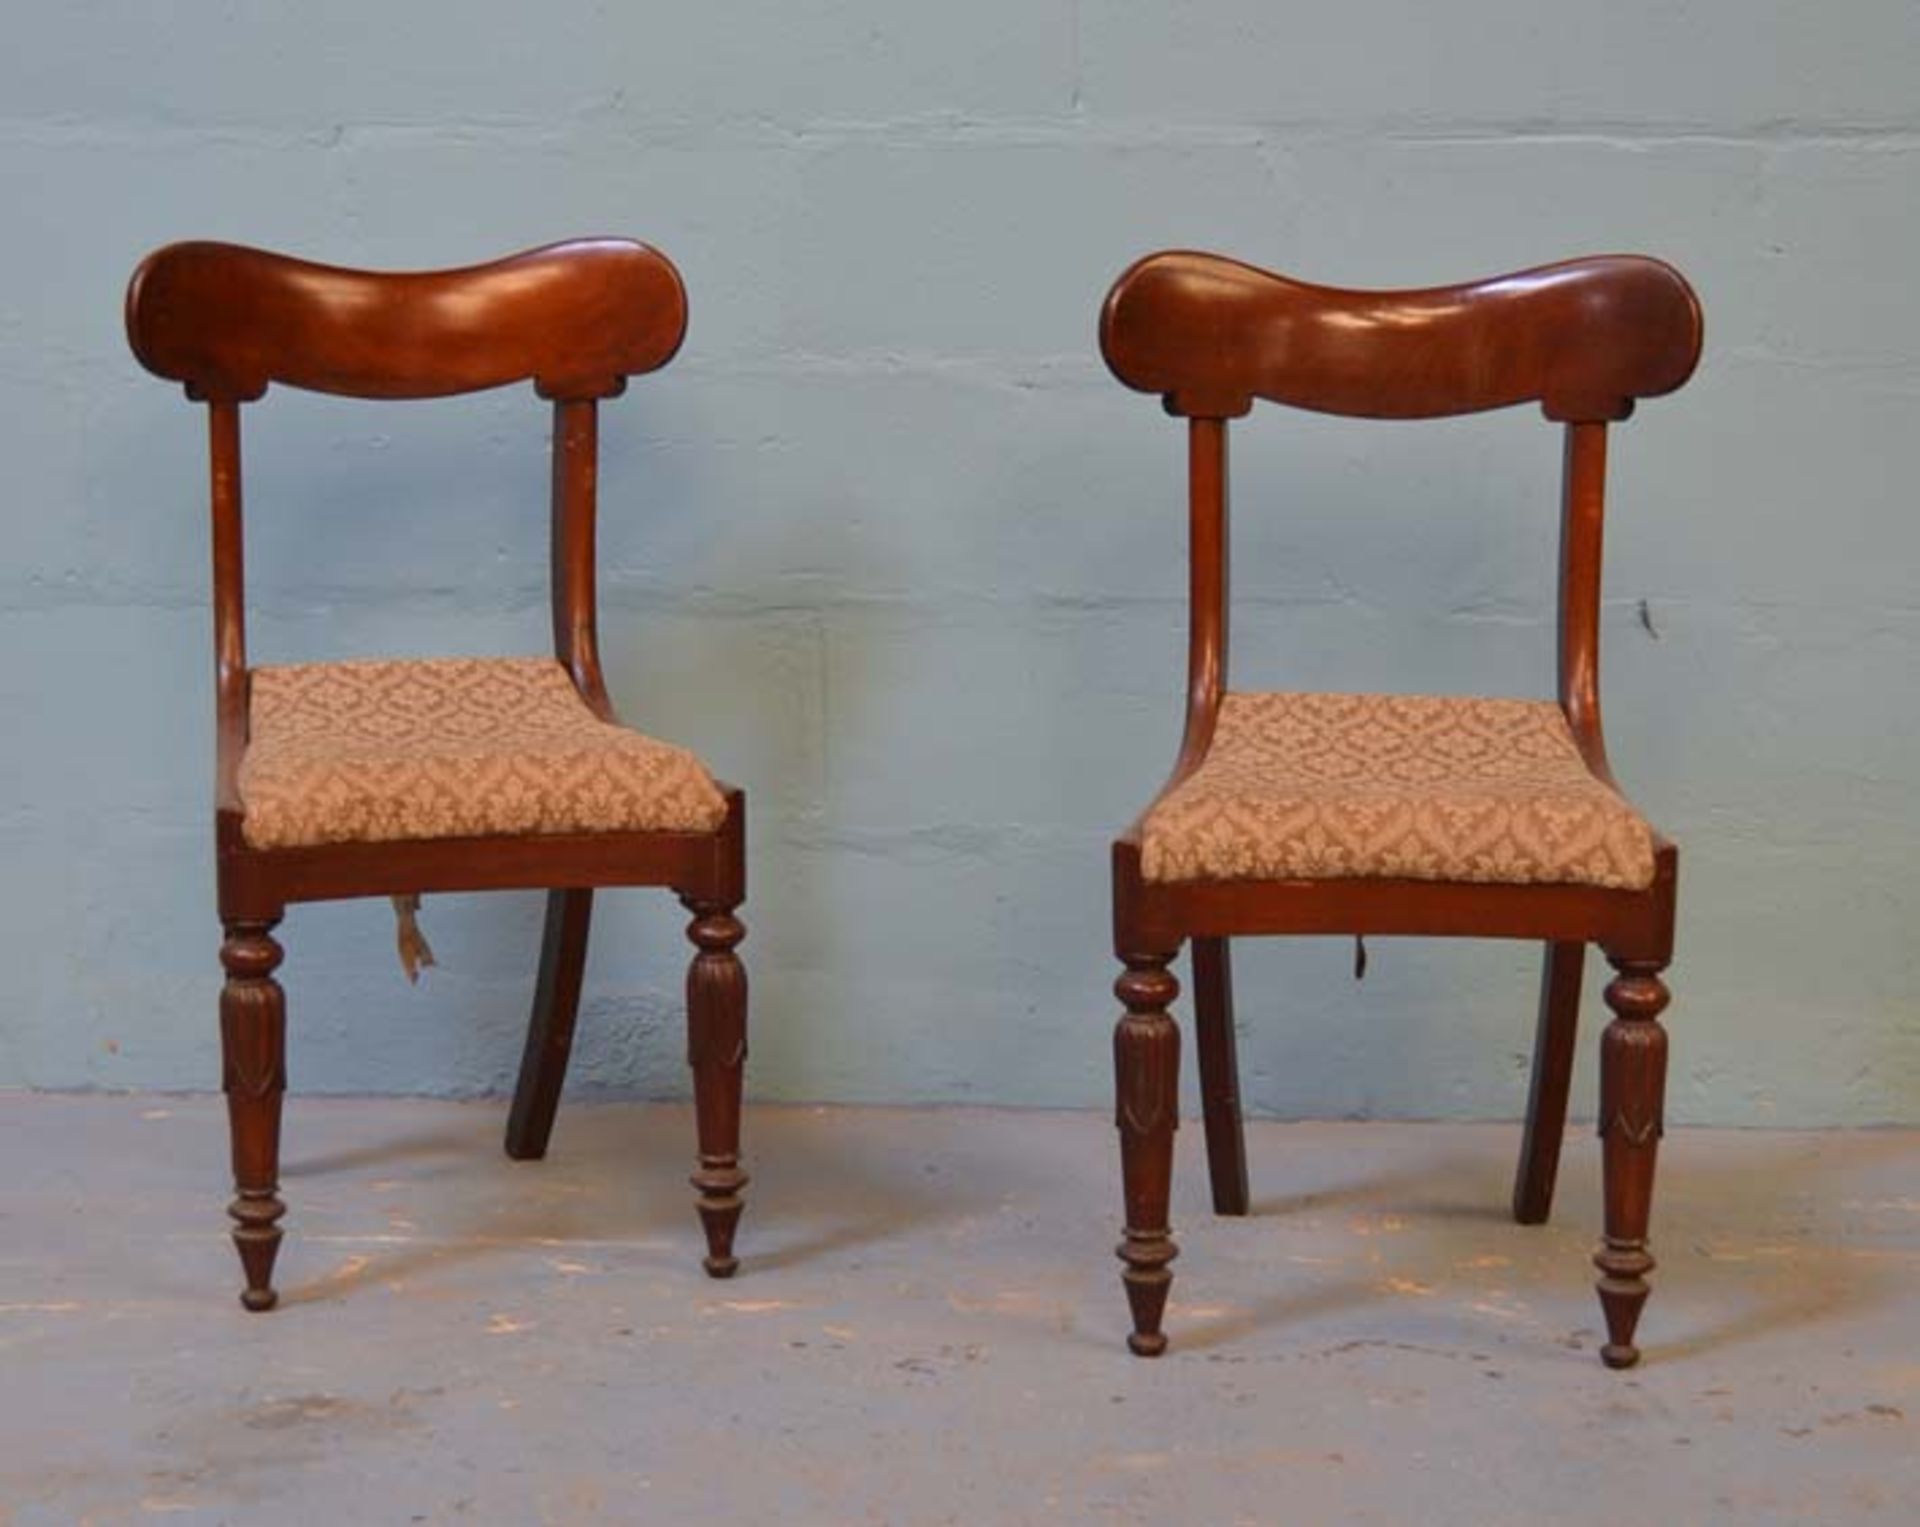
238, 656, 729, 850
1142, 691, 1655, 890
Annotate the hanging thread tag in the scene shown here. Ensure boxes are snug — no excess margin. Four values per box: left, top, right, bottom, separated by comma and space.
1353, 934, 1368, 981
391, 894, 437, 984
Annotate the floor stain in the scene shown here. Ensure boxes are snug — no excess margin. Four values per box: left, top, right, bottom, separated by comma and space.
243, 1395, 359, 1431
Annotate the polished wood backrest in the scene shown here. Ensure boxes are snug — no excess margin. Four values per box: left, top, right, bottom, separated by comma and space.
126, 238, 686, 403
125, 239, 690, 817
1098, 251, 1703, 790
1100, 251, 1700, 423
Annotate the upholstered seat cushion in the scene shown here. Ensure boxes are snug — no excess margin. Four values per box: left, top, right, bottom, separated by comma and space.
238, 657, 729, 849
1141, 692, 1656, 890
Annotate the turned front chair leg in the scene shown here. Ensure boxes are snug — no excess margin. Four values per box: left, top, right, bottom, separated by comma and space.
1594, 956, 1671, 1368
683, 898, 748, 1277
221, 919, 287, 1311
1114, 950, 1182, 1356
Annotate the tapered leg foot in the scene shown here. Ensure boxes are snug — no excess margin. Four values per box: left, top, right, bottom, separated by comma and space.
1114, 950, 1181, 1357
1192, 936, 1250, 1217
1593, 956, 1670, 1368
505, 889, 594, 1161
1121, 1227, 1175, 1358
684, 899, 747, 1278
1513, 941, 1585, 1224
221, 919, 286, 1312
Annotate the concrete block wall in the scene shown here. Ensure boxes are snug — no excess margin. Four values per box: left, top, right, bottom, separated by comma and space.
3, 3, 1915, 1124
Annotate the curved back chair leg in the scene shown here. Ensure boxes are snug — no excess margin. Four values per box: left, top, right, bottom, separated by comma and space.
1192, 936, 1250, 1215
1513, 940, 1585, 1224
505, 889, 594, 1161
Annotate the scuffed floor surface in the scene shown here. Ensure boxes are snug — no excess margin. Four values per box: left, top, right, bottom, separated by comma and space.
2, 1096, 1916, 1524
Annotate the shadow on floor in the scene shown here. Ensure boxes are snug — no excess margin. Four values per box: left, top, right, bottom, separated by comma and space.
276, 1100, 975, 1308
1185, 1124, 1918, 1364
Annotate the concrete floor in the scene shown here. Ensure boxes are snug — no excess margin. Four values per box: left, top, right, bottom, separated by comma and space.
2, 1096, 1916, 1525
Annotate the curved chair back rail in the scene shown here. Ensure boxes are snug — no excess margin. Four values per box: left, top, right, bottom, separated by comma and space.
126, 238, 688, 402
1100, 251, 1702, 422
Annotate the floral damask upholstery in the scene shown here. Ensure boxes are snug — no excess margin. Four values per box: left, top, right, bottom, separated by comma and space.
238, 657, 728, 849
1141, 691, 1656, 890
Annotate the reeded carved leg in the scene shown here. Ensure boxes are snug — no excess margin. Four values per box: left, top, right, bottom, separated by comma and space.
1513, 940, 1585, 1224
221, 919, 287, 1312
1594, 957, 1670, 1368
505, 889, 594, 1161
683, 899, 748, 1277
1114, 951, 1182, 1356
1192, 936, 1249, 1216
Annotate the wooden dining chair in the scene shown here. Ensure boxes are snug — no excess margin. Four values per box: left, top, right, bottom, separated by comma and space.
1099, 251, 1701, 1367
125, 239, 749, 1311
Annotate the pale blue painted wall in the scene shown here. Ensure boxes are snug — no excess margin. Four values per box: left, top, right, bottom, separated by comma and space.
3, 3, 1915, 1125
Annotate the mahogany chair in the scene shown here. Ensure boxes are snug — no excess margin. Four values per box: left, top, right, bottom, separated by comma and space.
1099, 251, 1701, 1367
125, 239, 749, 1310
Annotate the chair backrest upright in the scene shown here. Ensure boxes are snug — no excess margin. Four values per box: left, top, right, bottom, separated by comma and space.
124, 238, 690, 771
1097, 251, 1703, 779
